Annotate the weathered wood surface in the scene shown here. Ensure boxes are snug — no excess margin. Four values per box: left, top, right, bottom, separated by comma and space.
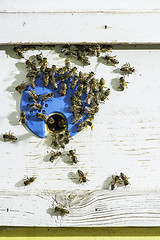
0, 0, 160, 44
0, 45, 160, 226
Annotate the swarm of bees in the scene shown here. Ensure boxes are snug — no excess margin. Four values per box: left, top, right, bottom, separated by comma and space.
11, 45, 134, 215
110, 173, 130, 190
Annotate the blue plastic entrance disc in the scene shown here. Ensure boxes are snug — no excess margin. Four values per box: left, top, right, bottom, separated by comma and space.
21, 73, 89, 138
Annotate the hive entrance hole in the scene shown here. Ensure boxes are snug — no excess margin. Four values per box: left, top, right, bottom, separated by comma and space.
46, 113, 67, 133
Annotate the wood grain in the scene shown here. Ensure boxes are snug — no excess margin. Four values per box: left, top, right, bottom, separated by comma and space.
0, 45, 160, 226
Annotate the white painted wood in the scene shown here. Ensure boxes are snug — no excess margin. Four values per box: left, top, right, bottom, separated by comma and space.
1, 0, 160, 12
0, 45, 160, 226
1, 12, 160, 44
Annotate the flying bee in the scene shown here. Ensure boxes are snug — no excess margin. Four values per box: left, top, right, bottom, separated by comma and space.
40, 92, 54, 101
77, 169, 88, 183
75, 84, 84, 97
70, 75, 78, 89
36, 112, 48, 122
120, 172, 130, 186
99, 78, 105, 92
69, 67, 77, 77
42, 73, 49, 87
13, 47, 24, 58
72, 113, 83, 124
100, 88, 110, 101
24, 176, 36, 186
110, 175, 120, 190
85, 93, 93, 105
65, 58, 71, 69
36, 52, 43, 64
118, 77, 127, 91
68, 149, 78, 164
29, 76, 36, 89
20, 110, 26, 124
103, 54, 119, 66
120, 63, 135, 75
15, 82, 28, 94
28, 89, 39, 102
29, 103, 42, 111
54, 206, 69, 215
26, 60, 37, 71
60, 83, 67, 96
50, 76, 58, 89
79, 71, 85, 83
49, 151, 61, 162
78, 55, 90, 65
3, 131, 17, 142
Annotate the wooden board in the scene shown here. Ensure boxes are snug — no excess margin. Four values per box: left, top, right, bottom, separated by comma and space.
0, 45, 160, 226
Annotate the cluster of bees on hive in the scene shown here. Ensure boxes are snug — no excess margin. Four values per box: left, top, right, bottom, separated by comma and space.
2, 44, 132, 215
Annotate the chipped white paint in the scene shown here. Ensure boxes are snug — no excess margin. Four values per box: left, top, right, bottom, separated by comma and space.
0, 45, 160, 226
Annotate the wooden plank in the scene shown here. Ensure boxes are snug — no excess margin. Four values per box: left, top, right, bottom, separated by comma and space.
0, 45, 160, 226
1, 191, 160, 227
0, 12, 160, 44
1, 0, 160, 12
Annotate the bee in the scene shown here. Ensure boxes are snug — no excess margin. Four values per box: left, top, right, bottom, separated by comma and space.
20, 110, 26, 124
58, 72, 70, 81
69, 67, 77, 77
120, 63, 135, 75
71, 95, 82, 106
118, 77, 127, 91
29, 76, 36, 89
77, 118, 93, 132
78, 55, 90, 65
70, 75, 78, 89
24, 176, 36, 186
83, 83, 90, 94
57, 66, 67, 75
120, 172, 130, 186
28, 89, 39, 102
70, 105, 83, 115
84, 106, 95, 115
3, 131, 17, 142
72, 113, 83, 124
90, 78, 99, 93
20, 45, 36, 51
64, 50, 78, 59
50, 75, 58, 89
57, 134, 65, 148
103, 54, 119, 66
100, 44, 112, 52
49, 151, 61, 162
47, 116, 55, 125
36, 52, 43, 64
40, 92, 54, 101
13, 47, 24, 58
49, 65, 57, 76
68, 149, 78, 164
15, 82, 28, 94
85, 93, 93, 105
100, 88, 110, 101
99, 78, 105, 92
29, 103, 42, 111
26, 60, 37, 71
26, 70, 38, 78
54, 206, 69, 215
36, 112, 48, 122
75, 84, 83, 97
58, 118, 67, 128
64, 130, 70, 144
79, 71, 85, 83
86, 72, 95, 82
40, 58, 47, 72
60, 83, 67, 96
87, 45, 96, 56
95, 44, 101, 57
93, 92, 100, 105
42, 73, 49, 87
77, 169, 88, 183
65, 58, 71, 69
110, 175, 120, 190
